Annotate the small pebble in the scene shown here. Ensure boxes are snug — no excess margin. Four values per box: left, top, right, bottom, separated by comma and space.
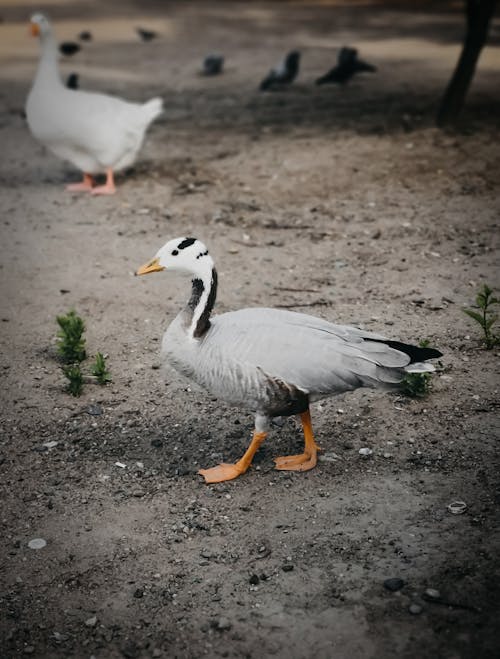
447, 501, 467, 515
23, 646, 35, 655
43, 440, 59, 449
409, 603, 423, 615
249, 574, 259, 585
282, 563, 294, 572
28, 538, 47, 550
211, 617, 232, 631
133, 588, 144, 599
86, 404, 103, 416
85, 615, 97, 627
424, 588, 441, 600
358, 447, 373, 457
383, 578, 405, 592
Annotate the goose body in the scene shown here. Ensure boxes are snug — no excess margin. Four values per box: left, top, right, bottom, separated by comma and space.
26, 14, 163, 194
137, 237, 442, 483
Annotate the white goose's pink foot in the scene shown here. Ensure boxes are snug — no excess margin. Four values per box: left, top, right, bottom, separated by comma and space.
91, 168, 116, 196
66, 173, 94, 192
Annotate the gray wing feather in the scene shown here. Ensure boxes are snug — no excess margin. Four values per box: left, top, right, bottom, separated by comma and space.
205, 308, 410, 395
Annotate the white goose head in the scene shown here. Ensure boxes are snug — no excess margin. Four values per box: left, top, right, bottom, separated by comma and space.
30, 13, 52, 39
136, 237, 214, 278
136, 237, 217, 339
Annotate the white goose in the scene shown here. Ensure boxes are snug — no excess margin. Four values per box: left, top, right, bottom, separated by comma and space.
26, 13, 163, 195
137, 237, 442, 484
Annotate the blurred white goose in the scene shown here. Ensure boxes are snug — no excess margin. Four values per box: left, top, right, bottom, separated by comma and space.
137, 237, 442, 484
26, 13, 163, 195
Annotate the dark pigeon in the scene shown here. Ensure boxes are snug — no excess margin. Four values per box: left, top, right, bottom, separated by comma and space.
59, 41, 81, 57
260, 50, 300, 91
316, 47, 376, 85
136, 27, 157, 42
202, 54, 224, 76
66, 73, 79, 90
78, 30, 92, 42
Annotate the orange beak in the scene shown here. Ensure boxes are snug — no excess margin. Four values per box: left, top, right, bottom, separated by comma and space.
30, 23, 40, 37
135, 257, 165, 276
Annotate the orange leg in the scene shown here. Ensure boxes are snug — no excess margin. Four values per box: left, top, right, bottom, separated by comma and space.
91, 168, 116, 195
274, 409, 320, 472
66, 173, 94, 192
199, 431, 267, 484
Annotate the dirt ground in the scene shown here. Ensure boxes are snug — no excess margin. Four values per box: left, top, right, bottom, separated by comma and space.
1, 1, 499, 658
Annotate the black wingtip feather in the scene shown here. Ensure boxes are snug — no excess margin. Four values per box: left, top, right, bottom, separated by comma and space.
370, 339, 442, 362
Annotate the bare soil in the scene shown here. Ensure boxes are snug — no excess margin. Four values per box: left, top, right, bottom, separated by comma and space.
1, 2, 499, 658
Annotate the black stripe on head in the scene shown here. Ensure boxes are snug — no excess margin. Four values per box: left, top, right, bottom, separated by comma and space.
178, 237, 196, 250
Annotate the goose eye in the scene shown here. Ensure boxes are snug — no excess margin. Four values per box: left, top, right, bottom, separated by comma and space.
171, 249, 178, 256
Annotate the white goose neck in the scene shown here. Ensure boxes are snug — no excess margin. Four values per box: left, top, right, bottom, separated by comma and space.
35, 32, 62, 88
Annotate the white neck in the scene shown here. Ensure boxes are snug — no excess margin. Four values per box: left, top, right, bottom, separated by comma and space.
34, 32, 62, 88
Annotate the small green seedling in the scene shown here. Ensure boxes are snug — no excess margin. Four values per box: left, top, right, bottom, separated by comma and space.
91, 352, 112, 385
56, 310, 86, 363
62, 364, 83, 397
402, 339, 433, 398
463, 284, 499, 349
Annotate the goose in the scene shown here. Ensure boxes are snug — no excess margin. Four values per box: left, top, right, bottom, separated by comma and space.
136, 237, 442, 484
26, 13, 163, 195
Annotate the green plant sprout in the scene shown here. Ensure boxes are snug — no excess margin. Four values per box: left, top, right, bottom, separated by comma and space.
91, 352, 112, 385
401, 339, 434, 398
62, 364, 83, 397
56, 310, 86, 363
55, 311, 111, 395
463, 284, 499, 349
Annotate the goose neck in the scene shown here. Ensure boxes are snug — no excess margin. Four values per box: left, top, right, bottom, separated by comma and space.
184, 267, 218, 340
35, 33, 62, 87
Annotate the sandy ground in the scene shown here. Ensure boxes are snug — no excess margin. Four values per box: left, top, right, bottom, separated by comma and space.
1, 1, 500, 658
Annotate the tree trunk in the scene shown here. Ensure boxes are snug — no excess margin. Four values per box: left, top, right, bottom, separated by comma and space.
437, 0, 497, 126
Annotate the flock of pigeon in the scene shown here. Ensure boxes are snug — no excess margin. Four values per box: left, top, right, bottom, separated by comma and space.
57, 24, 376, 92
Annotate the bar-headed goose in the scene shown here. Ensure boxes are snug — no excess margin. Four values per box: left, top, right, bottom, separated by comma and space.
136, 237, 442, 484
26, 13, 163, 195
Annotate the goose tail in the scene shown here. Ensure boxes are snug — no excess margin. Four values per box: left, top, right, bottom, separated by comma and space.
142, 97, 164, 124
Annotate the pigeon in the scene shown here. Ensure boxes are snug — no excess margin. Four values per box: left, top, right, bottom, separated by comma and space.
59, 41, 81, 56
260, 50, 300, 91
136, 27, 157, 42
66, 73, 79, 90
78, 30, 92, 42
202, 54, 224, 76
316, 47, 376, 85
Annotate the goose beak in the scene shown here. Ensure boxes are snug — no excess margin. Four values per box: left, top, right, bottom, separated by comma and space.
135, 257, 165, 276
30, 23, 40, 37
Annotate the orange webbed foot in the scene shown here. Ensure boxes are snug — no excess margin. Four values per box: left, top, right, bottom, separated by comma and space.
274, 450, 318, 472
274, 409, 320, 472
66, 173, 94, 192
199, 430, 267, 484
198, 463, 246, 484
91, 168, 116, 195
91, 183, 116, 196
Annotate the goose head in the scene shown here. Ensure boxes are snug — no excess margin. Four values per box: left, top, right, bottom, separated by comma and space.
30, 13, 51, 38
136, 237, 214, 278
